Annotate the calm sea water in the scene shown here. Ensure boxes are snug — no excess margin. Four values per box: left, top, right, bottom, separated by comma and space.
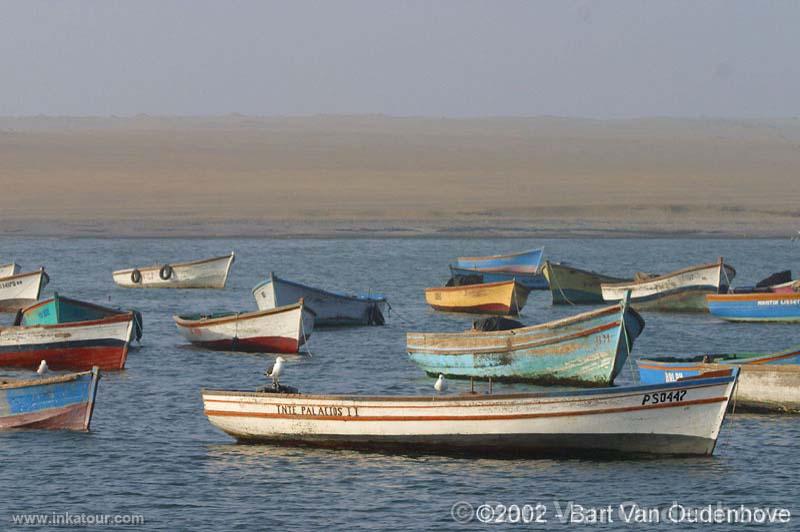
1, 237, 798, 530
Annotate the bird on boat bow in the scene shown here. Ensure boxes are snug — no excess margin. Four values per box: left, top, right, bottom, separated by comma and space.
266, 357, 285, 390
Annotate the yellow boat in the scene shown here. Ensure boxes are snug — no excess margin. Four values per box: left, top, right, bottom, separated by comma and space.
424, 280, 530, 315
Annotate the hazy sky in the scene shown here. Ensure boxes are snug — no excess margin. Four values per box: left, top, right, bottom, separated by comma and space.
2, 1, 798, 117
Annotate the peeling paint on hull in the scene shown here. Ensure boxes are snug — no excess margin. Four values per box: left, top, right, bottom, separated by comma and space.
407, 303, 645, 385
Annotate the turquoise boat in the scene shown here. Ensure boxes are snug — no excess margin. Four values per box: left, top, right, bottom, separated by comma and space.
406, 296, 645, 386
17, 293, 143, 341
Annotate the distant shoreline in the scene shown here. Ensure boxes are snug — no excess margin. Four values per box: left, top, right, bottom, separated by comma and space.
0, 217, 794, 239
2, 115, 797, 240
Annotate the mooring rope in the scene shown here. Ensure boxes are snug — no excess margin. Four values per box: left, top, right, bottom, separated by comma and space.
550, 267, 576, 306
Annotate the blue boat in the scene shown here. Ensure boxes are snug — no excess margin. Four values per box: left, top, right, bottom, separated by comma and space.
17, 293, 143, 341
706, 293, 800, 323
406, 295, 645, 386
0, 367, 100, 431
637, 345, 800, 384
456, 247, 544, 273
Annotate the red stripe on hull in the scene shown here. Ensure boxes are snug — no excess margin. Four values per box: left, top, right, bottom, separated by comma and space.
0, 345, 127, 371
0, 403, 93, 431
196, 336, 301, 354
430, 303, 513, 315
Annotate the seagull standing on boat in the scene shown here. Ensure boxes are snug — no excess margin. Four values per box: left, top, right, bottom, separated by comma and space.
266, 356, 285, 389
36, 360, 49, 377
434, 374, 447, 393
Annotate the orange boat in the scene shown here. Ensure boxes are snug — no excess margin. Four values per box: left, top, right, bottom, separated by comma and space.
424, 280, 530, 315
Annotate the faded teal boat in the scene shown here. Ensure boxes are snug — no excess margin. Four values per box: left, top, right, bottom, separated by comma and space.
406, 296, 644, 386
17, 293, 143, 341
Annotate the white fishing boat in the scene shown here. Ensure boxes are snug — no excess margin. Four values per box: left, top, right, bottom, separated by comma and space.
113, 252, 235, 289
0, 268, 49, 312
601, 258, 735, 311
174, 301, 315, 354
202, 370, 738, 456
252, 272, 387, 326
0, 263, 20, 278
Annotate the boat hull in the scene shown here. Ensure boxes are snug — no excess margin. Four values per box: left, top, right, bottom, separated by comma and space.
424, 280, 529, 315
407, 303, 645, 385
602, 261, 735, 312
0, 315, 134, 371
542, 261, 630, 304
0, 269, 48, 312
253, 274, 386, 326
448, 266, 548, 290
707, 293, 800, 322
113, 253, 235, 289
175, 303, 315, 354
0, 368, 100, 431
638, 359, 800, 413
202, 374, 735, 456
456, 247, 543, 273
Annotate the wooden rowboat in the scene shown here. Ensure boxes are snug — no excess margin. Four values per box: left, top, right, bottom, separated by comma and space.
0, 367, 100, 431
0, 309, 136, 371
407, 298, 645, 385
638, 349, 800, 413
18, 293, 143, 342
706, 292, 800, 323
113, 252, 235, 289
424, 280, 530, 315
201, 371, 737, 456
541, 260, 631, 304
0, 268, 49, 312
601, 258, 735, 312
0, 263, 20, 278
174, 301, 315, 354
253, 272, 387, 326
456, 247, 543, 273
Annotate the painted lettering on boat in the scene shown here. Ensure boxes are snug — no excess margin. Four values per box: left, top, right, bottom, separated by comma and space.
757, 299, 800, 306
641, 389, 686, 406
664, 371, 684, 382
0, 280, 22, 289
276, 404, 359, 417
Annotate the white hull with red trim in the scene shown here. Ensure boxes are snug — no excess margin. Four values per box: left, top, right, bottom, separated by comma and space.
0, 315, 134, 371
202, 372, 737, 456
174, 302, 314, 354
0, 268, 48, 312
113, 252, 235, 289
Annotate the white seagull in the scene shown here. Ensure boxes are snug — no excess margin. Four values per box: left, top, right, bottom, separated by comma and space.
36, 360, 49, 377
434, 374, 447, 393
266, 356, 285, 389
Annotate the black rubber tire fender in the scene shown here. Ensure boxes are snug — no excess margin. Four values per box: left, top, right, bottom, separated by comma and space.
131, 269, 142, 284
159, 264, 173, 281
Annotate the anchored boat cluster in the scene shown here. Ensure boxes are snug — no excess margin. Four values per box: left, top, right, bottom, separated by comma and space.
0, 247, 798, 457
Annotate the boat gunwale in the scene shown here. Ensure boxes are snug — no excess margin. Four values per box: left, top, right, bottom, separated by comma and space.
601, 261, 735, 289
424, 279, 525, 294
174, 301, 313, 327
457, 247, 543, 263
21, 294, 130, 318
112, 252, 234, 275
0, 368, 96, 390
706, 292, 800, 302
200, 373, 735, 404
638, 347, 800, 369
407, 320, 621, 355
0, 312, 134, 332
0, 268, 46, 283
407, 304, 622, 341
